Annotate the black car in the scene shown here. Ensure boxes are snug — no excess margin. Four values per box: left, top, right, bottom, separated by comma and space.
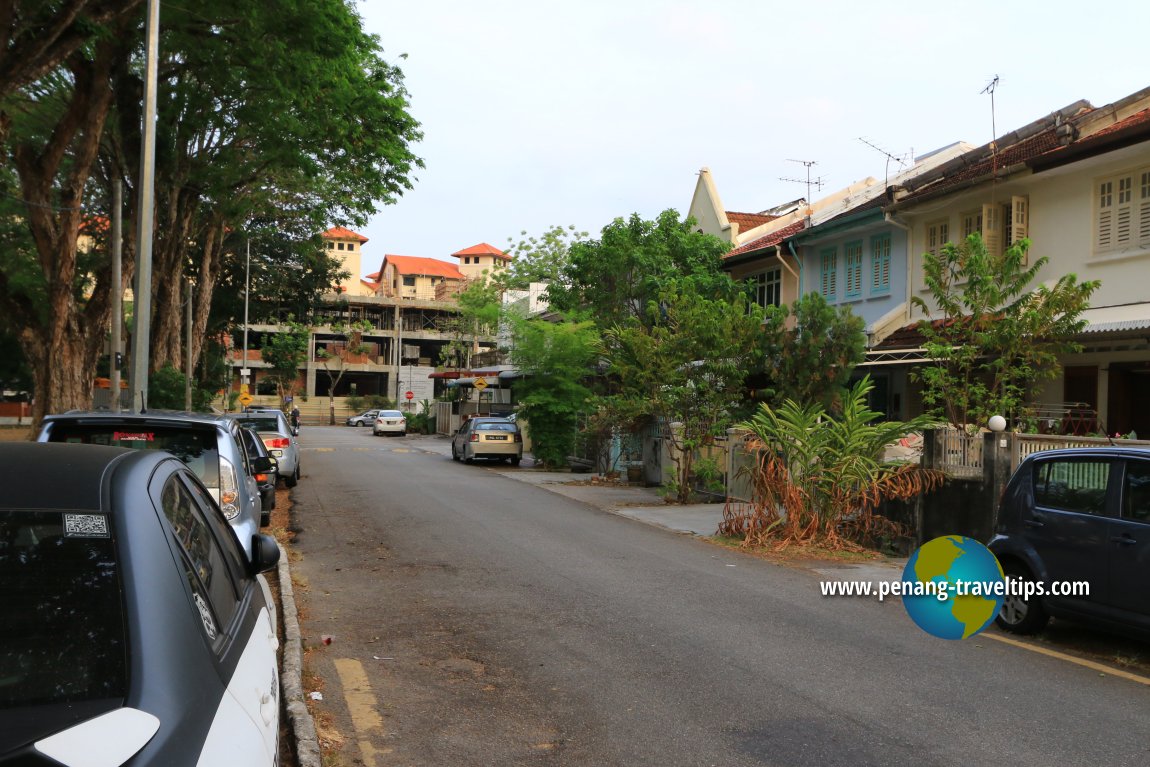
0, 443, 281, 765
237, 424, 278, 525
989, 447, 1150, 638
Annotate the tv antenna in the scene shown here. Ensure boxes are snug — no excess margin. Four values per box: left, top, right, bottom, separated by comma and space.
858, 136, 911, 184
779, 159, 824, 205
982, 74, 1001, 182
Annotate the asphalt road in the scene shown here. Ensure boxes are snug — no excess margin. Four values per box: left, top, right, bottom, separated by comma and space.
291, 426, 1150, 767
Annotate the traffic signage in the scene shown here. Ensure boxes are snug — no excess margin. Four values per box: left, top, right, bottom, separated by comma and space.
238, 392, 254, 406
473, 377, 488, 390
405, 391, 414, 400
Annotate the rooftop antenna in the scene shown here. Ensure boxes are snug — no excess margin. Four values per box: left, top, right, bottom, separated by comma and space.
779, 159, 824, 214
981, 75, 1000, 166
857, 136, 911, 184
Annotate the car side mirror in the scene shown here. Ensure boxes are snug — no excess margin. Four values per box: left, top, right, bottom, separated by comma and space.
251, 456, 274, 473
249, 533, 281, 574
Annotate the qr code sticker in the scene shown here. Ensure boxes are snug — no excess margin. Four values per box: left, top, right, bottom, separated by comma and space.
64, 513, 110, 538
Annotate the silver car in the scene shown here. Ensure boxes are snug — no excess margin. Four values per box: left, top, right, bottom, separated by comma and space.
37, 411, 267, 557
228, 411, 301, 487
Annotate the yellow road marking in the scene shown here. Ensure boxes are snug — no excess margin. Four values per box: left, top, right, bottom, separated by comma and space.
984, 632, 1150, 686
311, 447, 335, 452
334, 658, 386, 766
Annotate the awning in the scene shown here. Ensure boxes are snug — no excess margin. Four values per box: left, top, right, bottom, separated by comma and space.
1078, 303, 1150, 335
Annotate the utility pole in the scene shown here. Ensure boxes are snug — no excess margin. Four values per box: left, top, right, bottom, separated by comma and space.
242, 240, 251, 388
129, 0, 159, 411
110, 180, 123, 412
184, 278, 193, 411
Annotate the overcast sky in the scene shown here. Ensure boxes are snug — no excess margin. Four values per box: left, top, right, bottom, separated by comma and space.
354, 1, 1150, 275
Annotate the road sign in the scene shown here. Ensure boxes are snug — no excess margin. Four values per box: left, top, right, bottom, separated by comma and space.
473, 377, 488, 390
405, 390, 414, 400
238, 392, 253, 406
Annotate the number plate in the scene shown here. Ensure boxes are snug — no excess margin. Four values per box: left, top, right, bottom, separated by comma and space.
486, 435, 508, 441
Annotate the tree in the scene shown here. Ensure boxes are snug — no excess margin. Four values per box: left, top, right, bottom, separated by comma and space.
437, 279, 502, 370
259, 318, 310, 407
760, 293, 867, 409
316, 320, 372, 424
0, 0, 143, 102
547, 210, 733, 328
725, 377, 944, 550
602, 280, 766, 503
911, 234, 1099, 428
508, 311, 599, 468
502, 224, 587, 291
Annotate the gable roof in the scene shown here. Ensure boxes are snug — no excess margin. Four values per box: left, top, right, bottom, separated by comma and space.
724, 220, 807, 260
451, 242, 511, 260
891, 100, 1092, 208
322, 226, 369, 242
384, 255, 465, 280
1030, 106, 1150, 172
725, 211, 777, 231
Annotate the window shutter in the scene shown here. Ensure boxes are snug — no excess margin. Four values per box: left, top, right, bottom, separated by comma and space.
1011, 196, 1029, 243
1097, 180, 1114, 251
1116, 175, 1134, 246
1139, 172, 1150, 245
982, 203, 1002, 257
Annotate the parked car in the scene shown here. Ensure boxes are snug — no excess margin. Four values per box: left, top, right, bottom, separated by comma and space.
37, 411, 269, 557
451, 416, 523, 465
237, 424, 278, 525
0, 443, 281, 766
989, 447, 1150, 639
372, 409, 407, 436
228, 410, 301, 487
346, 409, 380, 427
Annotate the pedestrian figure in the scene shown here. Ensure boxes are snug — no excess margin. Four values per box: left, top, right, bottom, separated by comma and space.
290, 405, 301, 435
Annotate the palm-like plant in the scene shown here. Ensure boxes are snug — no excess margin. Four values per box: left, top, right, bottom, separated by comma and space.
723, 377, 944, 550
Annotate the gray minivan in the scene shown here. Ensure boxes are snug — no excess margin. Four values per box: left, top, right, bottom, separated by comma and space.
989, 447, 1150, 638
37, 411, 269, 557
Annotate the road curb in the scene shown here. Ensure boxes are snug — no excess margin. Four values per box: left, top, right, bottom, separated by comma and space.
278, 543, 322, 767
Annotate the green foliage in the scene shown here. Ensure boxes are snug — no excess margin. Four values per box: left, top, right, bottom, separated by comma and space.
602, 280, 766, 503
547, 210, 735, 327
406, 400, 436, 434
259, 318, 310, 403
728, 377, 944, 549
760, 293, 866, 409
911, 234, 1100, 428
509, 312, 600, 468
502, 224, 588, 290
147, 364, 213, 411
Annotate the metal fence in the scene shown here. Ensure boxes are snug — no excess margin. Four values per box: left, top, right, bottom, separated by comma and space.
933, 427, 984, 479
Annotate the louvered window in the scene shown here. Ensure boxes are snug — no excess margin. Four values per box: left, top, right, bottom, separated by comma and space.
844, 241, 863, 298
926, 220, 949, 258
1096, 168, 1150, 254
820, 247, 838, 300
870, 234, 891, 294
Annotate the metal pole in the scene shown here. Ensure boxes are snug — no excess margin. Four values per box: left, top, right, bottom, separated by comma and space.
184, 278, 193, 410
129, 0, 160, 412
110, 180, 123, 412
242, 239, 250, 387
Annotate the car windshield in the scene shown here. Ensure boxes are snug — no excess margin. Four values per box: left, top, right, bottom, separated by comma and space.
475, 422, 516, 432
44, 424, 219, 487
237, 416, 284, 433
0, 509, 127, 742
379, 411, 403, 418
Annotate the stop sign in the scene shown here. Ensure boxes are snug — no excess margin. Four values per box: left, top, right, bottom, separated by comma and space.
404, 391, 414, 400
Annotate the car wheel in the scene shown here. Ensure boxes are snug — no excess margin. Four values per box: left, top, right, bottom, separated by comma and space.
261, 511, 271, 527
286, 466, 299, 488
464, 449, 474, 464
451, 444, 461, 461
510, 457, 521, 466
996, 562, 1048, 635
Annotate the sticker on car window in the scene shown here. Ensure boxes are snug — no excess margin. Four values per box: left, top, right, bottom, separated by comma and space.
194, 592, 218, 640
114, 431, 154, 442
63, 513, 110, 538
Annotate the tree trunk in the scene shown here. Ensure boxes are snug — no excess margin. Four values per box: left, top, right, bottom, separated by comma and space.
9, 42, 118, 425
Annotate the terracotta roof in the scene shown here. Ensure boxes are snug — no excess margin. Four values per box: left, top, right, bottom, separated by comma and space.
1031, 107, 1150, 171
724, 220, 807, 260
322, 226, 369, 242
451, 242, 511, 260
726, 211, 776, 231
364, 271, 380, 281
384, 255, 465, 280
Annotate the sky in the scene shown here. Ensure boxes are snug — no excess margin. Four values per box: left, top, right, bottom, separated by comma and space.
353, 0, 1150, 277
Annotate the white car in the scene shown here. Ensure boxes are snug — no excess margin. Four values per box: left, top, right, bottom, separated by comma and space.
373, 410, 407, 436
0, 443, 281, 766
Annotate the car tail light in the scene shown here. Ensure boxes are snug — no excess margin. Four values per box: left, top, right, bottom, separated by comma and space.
255, 473, 268, 483
219, 456, 240, 519
470, 433, 479, 442
513, 432, 522, 443
264, 437, 290, 449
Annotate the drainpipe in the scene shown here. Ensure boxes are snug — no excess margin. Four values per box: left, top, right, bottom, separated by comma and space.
786, 240, 803, 297
885, 211, 913, 321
